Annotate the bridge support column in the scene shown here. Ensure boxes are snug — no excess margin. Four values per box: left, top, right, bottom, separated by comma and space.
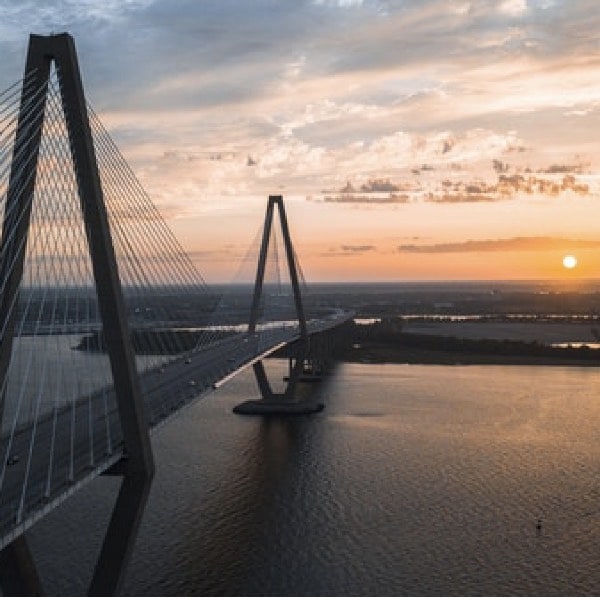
0, 33, 154, 596
0, 534, 44, 596
233, 196, 323, 416
233, 356, 324, 415
88, 473, 152, 596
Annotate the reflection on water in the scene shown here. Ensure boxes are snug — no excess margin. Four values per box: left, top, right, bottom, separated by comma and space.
552, 342, 600, 349
26, 361, 600, 595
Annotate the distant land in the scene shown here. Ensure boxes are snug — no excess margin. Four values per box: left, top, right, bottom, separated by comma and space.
340, 319, 600, 367
323, 279, 600, 367
60, 278, 600, 366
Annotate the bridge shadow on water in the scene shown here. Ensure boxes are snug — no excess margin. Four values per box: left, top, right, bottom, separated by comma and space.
133, 362, 335, 596
171, 417, 317, 595
22, 360, 336, 595
150, 375, 335, 595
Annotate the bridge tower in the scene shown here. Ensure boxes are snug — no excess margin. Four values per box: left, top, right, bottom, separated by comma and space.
233, 195, 324, 415
0, 34, 153, 595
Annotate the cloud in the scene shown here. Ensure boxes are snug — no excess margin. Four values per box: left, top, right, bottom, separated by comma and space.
2, 0, 598, 239
0, 0, 153, 42
498, 0, 528, 17
493, 159, 510, 173
278, 99, 388, 137
538, 164, 582, 174
162, 150, 237, 162
341, 244, 376, 253
360, 178, 402, 192
442, 139, 454, 153
314, 154, 592, 207
320, 243, 377, 257
397, 236, 600, 253
313, 0, 364, 7
498, 172, 590, 195
322, 193, 410, 204
426, 192, 497, 203
425, 169, 590, 203
332, 177, 418, 194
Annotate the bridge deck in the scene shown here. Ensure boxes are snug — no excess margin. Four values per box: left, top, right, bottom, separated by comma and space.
0, 313, 352, 550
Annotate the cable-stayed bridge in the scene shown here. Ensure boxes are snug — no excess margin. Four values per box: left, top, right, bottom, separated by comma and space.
0, 33, 352, 595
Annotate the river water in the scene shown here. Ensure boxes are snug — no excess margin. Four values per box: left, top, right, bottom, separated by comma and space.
27, 361, 600, 596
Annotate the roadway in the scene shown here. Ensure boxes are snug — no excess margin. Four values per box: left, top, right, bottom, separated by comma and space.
0, 311, 352, 548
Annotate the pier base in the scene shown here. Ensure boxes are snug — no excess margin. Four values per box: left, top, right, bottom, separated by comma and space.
233, 359, 324, 416
233, 398, 324, 415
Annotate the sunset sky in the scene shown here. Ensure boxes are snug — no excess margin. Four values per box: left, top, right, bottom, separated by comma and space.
0, 0, 599, 282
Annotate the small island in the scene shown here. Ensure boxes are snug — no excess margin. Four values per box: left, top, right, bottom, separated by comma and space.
74, 328, 234, 354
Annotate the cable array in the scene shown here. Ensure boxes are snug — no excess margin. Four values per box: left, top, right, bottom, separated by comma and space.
0, 64, 318, 534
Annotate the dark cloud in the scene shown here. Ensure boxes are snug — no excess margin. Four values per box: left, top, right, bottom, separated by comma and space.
538, 164, 582, 174
427, 171, 590, 203
0, 0, 329, 114
497, 173, 589, 195
341, 245, 376, 253
398, 237, 600, 254
1, 0, 595, 118
321, 163, 592, 207
360, 178, 401, 192
323, 193, 410, 204
426, 192, 497, 203
331, 179, 418, 196
442, 138, 454, 154
492, 159, 509, 173
427, 177, 504, 203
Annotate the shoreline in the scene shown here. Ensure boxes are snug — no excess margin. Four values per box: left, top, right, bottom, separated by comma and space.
340, 320, 600, 367
338, 342, 600, 367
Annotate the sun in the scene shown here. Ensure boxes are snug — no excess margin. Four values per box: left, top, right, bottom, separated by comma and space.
562, 255, 578, 269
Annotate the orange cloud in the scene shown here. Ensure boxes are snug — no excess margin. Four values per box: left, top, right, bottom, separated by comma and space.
398, 237, 600, 254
